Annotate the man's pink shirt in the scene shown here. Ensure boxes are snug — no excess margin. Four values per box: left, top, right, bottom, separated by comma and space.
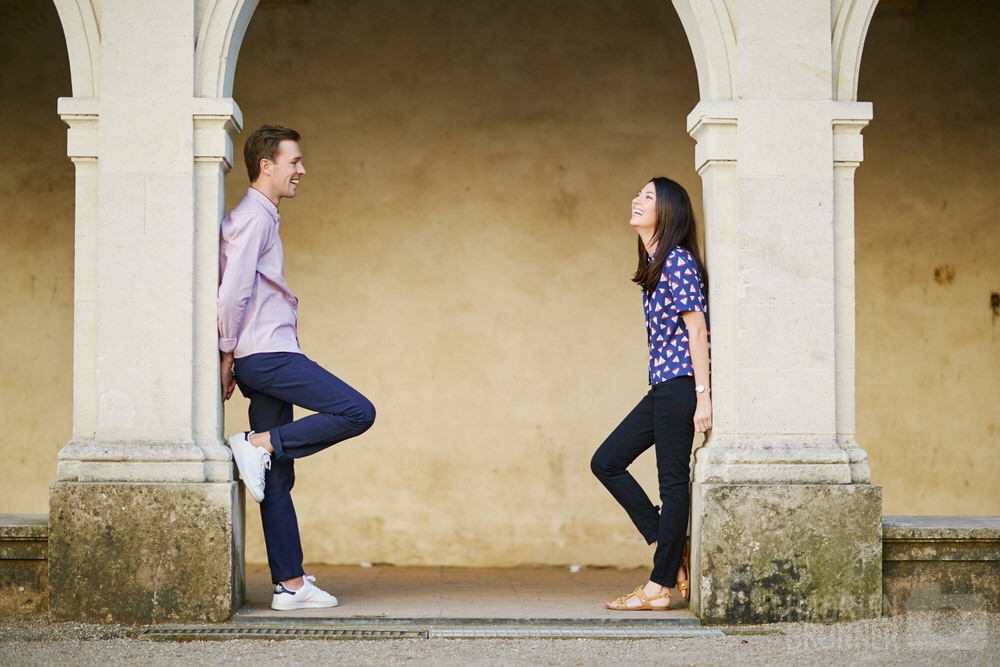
218, 187, 302, 358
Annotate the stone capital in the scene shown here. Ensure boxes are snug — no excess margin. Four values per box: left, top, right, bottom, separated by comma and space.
832, 101, 872, 168
57, 97, 99, 161
687, 99, 873, 174
193, 97, 243, 170
687, 101, 738, 172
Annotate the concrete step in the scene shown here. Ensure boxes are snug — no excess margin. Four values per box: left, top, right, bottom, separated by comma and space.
239, 563, 700, 623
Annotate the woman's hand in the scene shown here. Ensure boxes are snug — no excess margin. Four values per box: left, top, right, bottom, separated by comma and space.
681, 309, 712, 433
694, 393, 712, 433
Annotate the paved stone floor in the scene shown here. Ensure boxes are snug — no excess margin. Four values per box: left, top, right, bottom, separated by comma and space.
2, 565, 997, 665
240, 563, 695, 623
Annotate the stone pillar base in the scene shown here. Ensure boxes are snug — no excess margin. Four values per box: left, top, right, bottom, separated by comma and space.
692, 483, 882, 624
48, 482, 244, 623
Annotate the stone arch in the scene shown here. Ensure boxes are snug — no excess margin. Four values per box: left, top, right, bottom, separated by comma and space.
671, 0, 879, 102
52, 0, 100, 97
671, 0, 737, 101
53, 0, 260, 100
196, 0, 259, 98
832, 0, 880, 101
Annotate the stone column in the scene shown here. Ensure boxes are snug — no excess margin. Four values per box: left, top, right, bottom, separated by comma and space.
681, 1, 882, 624
49, 0, 244, 623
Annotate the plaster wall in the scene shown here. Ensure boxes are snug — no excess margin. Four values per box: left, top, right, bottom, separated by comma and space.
221, 0, 700, 567
0, 0, 996, 568
0, 2, 75, 510
856, 2, 1000, 516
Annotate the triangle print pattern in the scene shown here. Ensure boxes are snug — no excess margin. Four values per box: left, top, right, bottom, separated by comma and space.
642, 246, 709, 385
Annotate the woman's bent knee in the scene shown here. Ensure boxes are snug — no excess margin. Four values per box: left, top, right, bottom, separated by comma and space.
591, 451, 612, 480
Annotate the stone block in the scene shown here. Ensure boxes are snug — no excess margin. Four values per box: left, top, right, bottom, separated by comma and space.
49, 482, 243, 623
734, 2, 828, 44
736, 41, 832, 100
882, 516, 1000, 615
0, 514, 48, 617
737, 369, 837, 433
693, 483, 882, 624
737, 306, 835, 369
737, 105, 834, 174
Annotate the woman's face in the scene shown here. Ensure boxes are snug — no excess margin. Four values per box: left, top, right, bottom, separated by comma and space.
629, 182, 657, 235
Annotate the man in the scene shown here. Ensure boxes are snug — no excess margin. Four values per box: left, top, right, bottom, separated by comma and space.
218, 125, 376, 610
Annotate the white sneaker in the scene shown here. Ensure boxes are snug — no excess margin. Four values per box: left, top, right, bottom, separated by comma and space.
226, 432, 271, 503
271, 575, 339, 610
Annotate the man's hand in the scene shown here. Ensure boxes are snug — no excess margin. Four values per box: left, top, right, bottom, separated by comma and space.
221, 352, 236, 401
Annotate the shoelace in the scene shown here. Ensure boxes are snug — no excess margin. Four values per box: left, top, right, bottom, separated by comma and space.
256, 448, 272, 488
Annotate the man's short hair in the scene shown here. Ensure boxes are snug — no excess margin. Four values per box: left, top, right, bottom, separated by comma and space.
244, 125, 300, 182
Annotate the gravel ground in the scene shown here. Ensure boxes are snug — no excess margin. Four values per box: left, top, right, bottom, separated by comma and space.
1, 611, 997, 666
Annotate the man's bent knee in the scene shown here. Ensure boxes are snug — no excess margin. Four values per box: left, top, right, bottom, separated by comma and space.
352, 398, 376, 433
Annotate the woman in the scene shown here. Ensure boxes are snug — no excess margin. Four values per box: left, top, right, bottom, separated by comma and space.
591, 176, 712, 611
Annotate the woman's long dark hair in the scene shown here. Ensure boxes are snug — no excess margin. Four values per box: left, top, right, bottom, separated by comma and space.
631, 176, 708, 297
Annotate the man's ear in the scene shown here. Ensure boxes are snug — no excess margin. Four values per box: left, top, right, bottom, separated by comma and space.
259, 157, 272, 177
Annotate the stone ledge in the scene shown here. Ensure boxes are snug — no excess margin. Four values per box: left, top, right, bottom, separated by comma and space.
0, 513, 49, 617
882, 516, 1000, 615
883, 515, 1000, 562
882, 515, 1000, 542
0, 514, 48, 539
0, 514, 48, 560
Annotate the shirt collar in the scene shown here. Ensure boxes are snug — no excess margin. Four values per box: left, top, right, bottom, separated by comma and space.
246, 187, 280, 226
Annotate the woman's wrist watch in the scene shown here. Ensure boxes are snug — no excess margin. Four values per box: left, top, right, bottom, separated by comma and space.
695, 385, 711, 394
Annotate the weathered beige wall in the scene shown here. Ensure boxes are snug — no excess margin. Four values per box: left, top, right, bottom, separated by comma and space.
223, 0, 701, 567
856, 2, 1000, 516
1, 0, 996, 568
0, 1, 75, 513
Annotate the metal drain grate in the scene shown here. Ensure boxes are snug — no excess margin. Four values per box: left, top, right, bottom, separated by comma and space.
140, 627, 427, 641
430, 627, 726, 639
140, 625, 729, 641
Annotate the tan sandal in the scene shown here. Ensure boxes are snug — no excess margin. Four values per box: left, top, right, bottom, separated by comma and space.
676, 539, 690, 601
605, 585, 672, 611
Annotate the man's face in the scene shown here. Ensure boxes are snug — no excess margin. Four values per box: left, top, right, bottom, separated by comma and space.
264, 139, 306, 200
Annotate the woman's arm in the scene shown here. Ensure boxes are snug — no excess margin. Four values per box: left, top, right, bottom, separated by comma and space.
681, 309, 712, 433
